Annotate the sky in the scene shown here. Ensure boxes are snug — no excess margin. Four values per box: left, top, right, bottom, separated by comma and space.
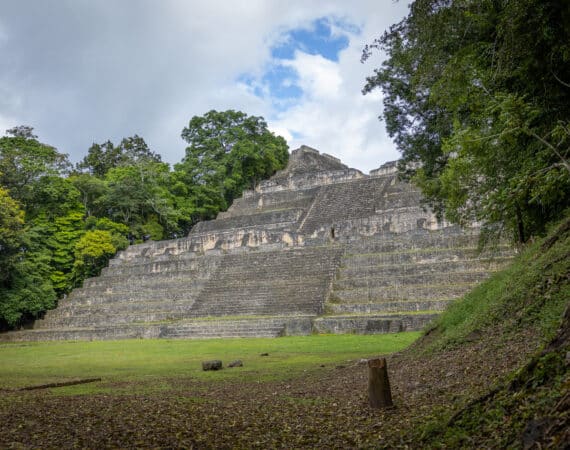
0, 0, 410, 173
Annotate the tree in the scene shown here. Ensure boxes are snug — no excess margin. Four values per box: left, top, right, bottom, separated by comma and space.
77, 135, 161, 177
69, 173, 109, 217
0, 201, 58, 329
101, 160, 181, 240
0, 249, 57, 329
175, 110, 289, 222
0, 187, 25, 284
72, 228, 128, 282
363, 0, 570, 242
0, 127, 71, 205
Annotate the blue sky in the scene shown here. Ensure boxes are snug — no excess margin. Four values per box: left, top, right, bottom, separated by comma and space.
0, 1, 410, 172
270, 18, 353, 61
240, 18, 357, 113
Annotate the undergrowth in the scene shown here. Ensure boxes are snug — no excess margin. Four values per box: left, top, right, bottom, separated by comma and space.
411, 215, 570, 448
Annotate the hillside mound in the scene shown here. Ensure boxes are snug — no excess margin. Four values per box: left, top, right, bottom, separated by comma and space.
1, 146, 511, 342
388, 216, 570, 447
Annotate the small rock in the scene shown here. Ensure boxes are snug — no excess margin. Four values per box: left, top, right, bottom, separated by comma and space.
228, 360, 243, 368
320, 364, 325, 367
260, 352, 269, 357
406, 381, 422, 391
202, 360, 223, 371
358, 358, 369, 365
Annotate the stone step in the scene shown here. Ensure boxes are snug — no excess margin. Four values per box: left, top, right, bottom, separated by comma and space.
0, 326, 161, 342
188, 246, 343, 318
161, 318, 292, 338
332, 271, 490, 290
62, 290, 199, 306
341, 248, 513, 267
225, 188, 318, 217
326, 299, 451, 314
72, 280, 207, 299
221, 197, 314, 219
376, 190, 423, 210
338, 257, 511, 278
45, 290, 324, 327
193, 208, 304, 233
313, 313, 437, 334
189, 298, 324, 317
299, 177, 391, 234
42, 298, 198, 318
34, 310, 191, 328
101, 257, 220, 277
102, 245, 343, 278
2, 315, 316, 341
330, 283, 475, 302
82, 270, 209, 289
342, 229, 482, 252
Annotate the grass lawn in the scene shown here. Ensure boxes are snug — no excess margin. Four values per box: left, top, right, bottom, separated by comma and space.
0, 332, 420, 394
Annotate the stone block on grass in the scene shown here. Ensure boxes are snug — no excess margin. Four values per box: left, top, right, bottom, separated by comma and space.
202, 360, 223, 371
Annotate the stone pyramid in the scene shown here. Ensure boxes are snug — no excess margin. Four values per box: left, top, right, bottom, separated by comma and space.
0, 146, 512, 341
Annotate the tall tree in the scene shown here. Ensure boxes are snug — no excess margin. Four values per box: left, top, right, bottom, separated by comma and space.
363, 0, 570, 242
0, 188, 58, 329
76, 135, 161, 177
175, 110, 289, 222
102, 160, 182, 240
0, 127, 71, 205
0, 187, 25, 285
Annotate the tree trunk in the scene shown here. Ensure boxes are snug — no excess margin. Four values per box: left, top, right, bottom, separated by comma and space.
515, 203, 526, 244
368, 358, 393, 409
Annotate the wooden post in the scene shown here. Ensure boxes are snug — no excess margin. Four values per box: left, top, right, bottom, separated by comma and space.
368, 358, 393, 408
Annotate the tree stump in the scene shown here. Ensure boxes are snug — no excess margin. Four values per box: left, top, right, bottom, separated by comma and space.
368, 358, 393, 408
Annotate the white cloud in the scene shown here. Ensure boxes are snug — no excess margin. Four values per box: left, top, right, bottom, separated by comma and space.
283, 52, 343, 99
0, 0, 410, 171
255, 13, 405, 172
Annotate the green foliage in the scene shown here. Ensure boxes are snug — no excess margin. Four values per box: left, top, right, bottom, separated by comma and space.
28, 176, 84, 220
364, 0, 570, 242
76, 135, 161, 177
0, 127, 71, 205
175, 109, 289, 222
69, 173, 108, 217
0, 187, 25, 272
29, 210, 86, 294
102, 161, 181, 240
73, 230, 120, 281
0, 249, 57, 329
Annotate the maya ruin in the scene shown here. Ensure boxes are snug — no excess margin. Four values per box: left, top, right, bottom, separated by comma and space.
0, 146, 512, 342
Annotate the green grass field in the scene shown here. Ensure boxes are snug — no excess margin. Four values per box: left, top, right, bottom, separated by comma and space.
0, 332, 420, 394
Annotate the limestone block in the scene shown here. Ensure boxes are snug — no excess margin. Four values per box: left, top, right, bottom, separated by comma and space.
202, 360, 223, 371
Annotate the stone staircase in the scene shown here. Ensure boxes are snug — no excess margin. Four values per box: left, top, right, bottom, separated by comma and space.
315, 228, 512, 334
298, 177, 392, 235
189, 246, 343, 317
